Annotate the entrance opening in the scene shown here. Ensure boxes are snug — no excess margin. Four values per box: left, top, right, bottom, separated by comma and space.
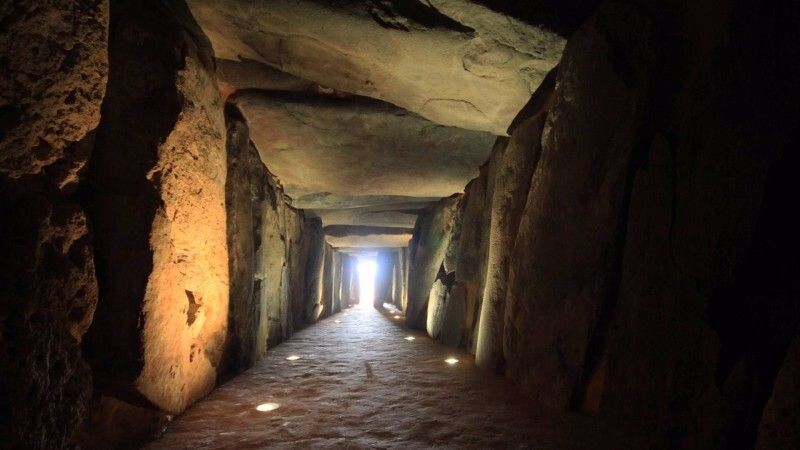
356, 257, 377, 306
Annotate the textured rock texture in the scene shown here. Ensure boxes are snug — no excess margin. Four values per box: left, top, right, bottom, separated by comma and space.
303, 219, 326, 322
441, 171, 491, 350
81, 0, 228, 444
222, 109, 265, 377
324, 225, 413, 250
186, 0, 564, 135
400, 2, 799, 448
320, 244, 335, 318
0, 0, 108, 447
406, 196, 461, 328
502, 4, 650, 409
235, 92, 492, 211
311, 201, 427, 229
475, 69, 555, 370
221, 107, 322, 379
589, 1, 799, 447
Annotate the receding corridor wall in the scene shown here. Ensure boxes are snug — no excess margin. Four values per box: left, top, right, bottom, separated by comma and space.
403, 1, 800, 447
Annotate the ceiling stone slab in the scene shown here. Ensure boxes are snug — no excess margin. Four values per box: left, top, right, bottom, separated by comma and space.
235, 91, 495, 210
186, 0, 565, 134
324, 225, 414, 249
325, 234, 413, 249
311, 201, 431, 229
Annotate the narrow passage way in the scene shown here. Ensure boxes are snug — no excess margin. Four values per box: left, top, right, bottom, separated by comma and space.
147, 306, 602, 449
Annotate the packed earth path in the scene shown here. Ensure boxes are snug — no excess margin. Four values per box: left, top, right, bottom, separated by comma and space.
146, 304, 605, 449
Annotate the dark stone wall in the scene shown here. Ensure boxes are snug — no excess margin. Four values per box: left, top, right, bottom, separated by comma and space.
303, 219, 326, 321
0, 1, 108, 447
405, 1, 799, 447
222, 106, 326, 381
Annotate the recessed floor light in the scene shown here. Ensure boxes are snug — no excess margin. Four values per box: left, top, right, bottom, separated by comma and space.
393, 315, 401, 319
404, 336, 415, 341
445, 357, 459, 365
256, 402, 280, 412
334, 319, 341, 324
285, 355, 300, 361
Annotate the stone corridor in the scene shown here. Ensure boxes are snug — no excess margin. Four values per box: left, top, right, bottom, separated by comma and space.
146, 305, 602, 449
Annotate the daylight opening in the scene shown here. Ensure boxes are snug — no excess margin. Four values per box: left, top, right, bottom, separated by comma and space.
357, 257, 377, 306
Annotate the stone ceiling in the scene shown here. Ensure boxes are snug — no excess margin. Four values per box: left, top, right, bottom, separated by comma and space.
186, 0, 566, 248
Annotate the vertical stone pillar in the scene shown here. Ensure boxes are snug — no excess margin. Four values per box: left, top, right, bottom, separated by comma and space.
85, 0, 228, 417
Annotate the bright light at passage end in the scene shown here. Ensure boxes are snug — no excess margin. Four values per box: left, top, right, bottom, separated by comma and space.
357, 259, 377, 305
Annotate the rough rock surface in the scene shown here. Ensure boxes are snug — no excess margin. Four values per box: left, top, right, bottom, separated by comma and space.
0, 1, 108, 179
186, 0, 565, 134
81, 1, 228, 444
324, 225, 413, 249
406, 196, 461, 328
303, 220, 326, 322
502, 3, 650, 409
475, 71, 554, 369
222, 108, 322, 379
593, 1, 799, 447
235, 92, 493, 210
0, 1, 108, 447
442, 173, 491, 350
311, 201, 428, 229
320, 244, 335, 318
222, 111, 266, 377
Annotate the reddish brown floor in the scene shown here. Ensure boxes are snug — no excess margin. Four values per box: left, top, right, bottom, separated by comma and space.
146, 304, 602, 449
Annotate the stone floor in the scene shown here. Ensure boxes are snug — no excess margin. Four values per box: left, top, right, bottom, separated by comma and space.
146, 304, 604, 449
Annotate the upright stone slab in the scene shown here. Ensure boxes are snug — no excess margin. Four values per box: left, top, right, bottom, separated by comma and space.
0, 1, 108, 446
406, 196, 460, 328
475, 71, 554, 369
84, 0, 228, 425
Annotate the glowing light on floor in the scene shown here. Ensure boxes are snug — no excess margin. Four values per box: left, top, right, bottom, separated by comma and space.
404, 336, 415, 341
285, 355, 300, 361
393, 315, 401, 320
445, 357, 459, 365
334, 319, 341, 324
357, 258, 377, 306
256, 402, 280, 412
